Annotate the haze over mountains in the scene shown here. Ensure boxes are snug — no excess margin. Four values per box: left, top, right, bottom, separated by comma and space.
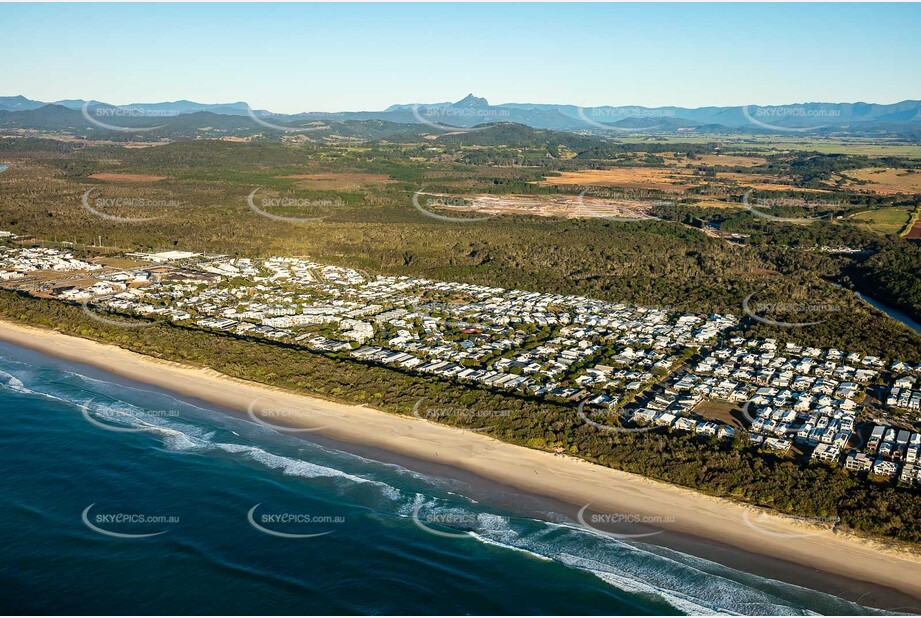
2, 93, 920, 138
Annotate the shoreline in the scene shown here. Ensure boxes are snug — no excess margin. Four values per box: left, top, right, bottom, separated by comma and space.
2, 319, 921, 609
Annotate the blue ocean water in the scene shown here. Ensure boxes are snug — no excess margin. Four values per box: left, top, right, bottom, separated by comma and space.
0, 342, 903, 615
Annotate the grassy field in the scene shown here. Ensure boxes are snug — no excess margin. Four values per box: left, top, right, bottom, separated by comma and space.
616, 136, 921, 159
850, 206, 913, 235
762, 140, 921, 159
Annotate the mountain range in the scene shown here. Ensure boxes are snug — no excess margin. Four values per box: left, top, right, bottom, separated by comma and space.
2, 94, 920, 138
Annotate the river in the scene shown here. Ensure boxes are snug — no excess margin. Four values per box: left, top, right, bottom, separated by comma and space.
853, 291, 921, 335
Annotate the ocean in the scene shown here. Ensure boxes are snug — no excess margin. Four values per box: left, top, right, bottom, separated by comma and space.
0, 340, 903, 615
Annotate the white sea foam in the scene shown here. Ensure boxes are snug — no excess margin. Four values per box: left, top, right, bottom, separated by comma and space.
460, 516, 859, 616
417, 499, 893, 616
556, 533, 807, 615
307, 441, 447, 486
215, 441, 398, 497
62, 366, 448, 495
156, 427, 203, 451
577, 560, 736, 616
0, 365, 407, 504
396, 492, 437, 518
0, 369, 32, 394
468, 531, 554, 562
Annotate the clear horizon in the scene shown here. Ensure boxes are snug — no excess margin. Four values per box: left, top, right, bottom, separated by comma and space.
4, 92, 921, 113
1, 3, 919, 113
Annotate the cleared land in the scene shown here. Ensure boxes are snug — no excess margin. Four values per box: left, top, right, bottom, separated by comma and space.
692, 399, 746, 429
538, 167, 830, 195
839, 168, 921, 195
419, 192, 659, 220
688, 199, 738, 208
537, 168, 702, 192
689, 154, 767, 168
906, 220, 921, 240
89, 173, 168, 182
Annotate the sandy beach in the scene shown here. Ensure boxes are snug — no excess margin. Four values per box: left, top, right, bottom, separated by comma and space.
2, 319, 920, 605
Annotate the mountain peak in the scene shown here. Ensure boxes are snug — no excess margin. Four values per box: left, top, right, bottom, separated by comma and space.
454, 94, 489, 108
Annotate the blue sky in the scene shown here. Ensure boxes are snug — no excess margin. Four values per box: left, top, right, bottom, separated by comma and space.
2, 3, 918, 112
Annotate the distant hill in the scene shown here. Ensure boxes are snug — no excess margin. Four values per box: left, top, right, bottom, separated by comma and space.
0, 95, 47, 112
51, 98, 262, 116
3, 94, 921, 138
427, 122, 597, 150
0, 104, 87, 130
